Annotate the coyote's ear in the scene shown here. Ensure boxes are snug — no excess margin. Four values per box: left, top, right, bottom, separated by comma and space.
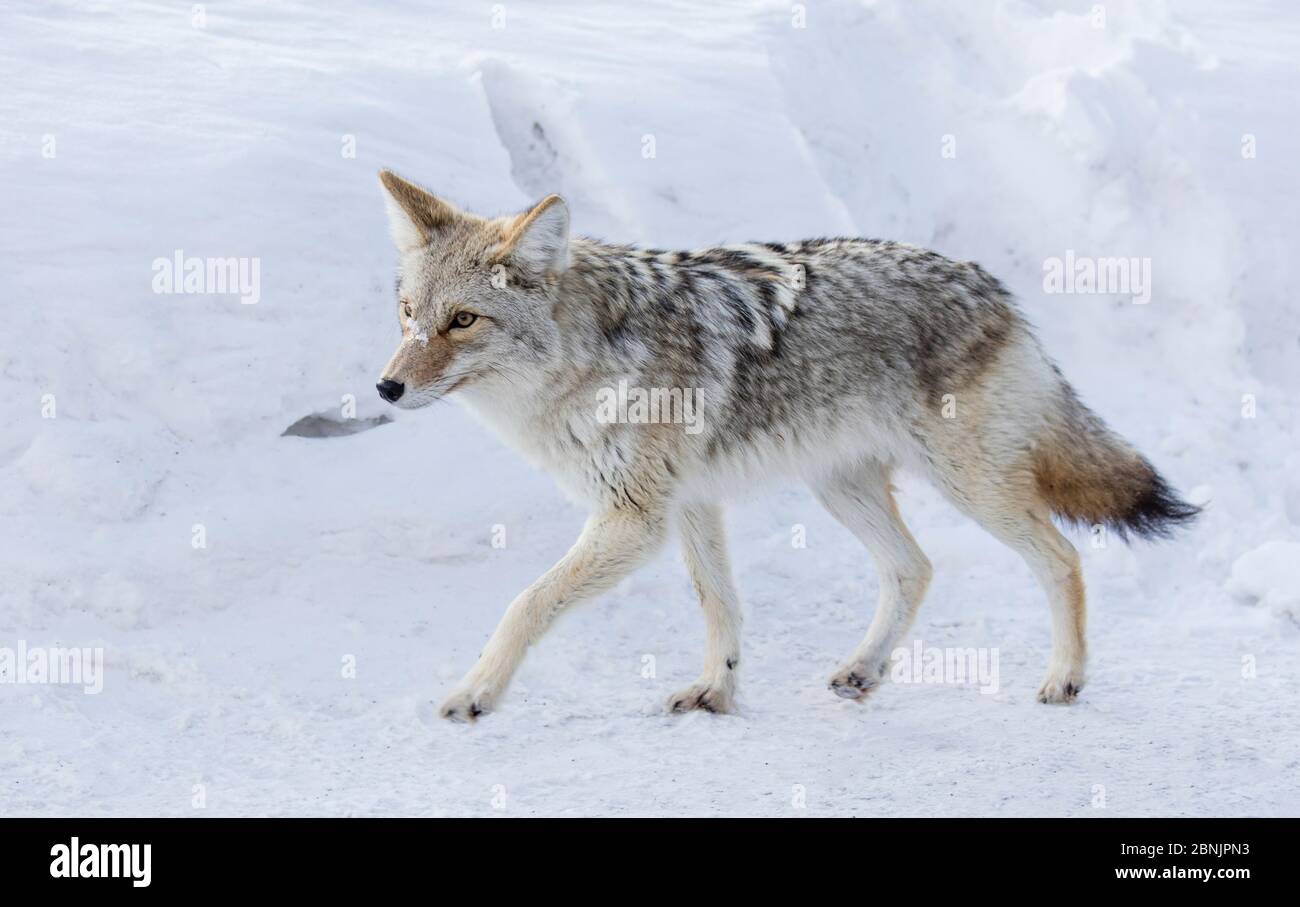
497, 195, 570, 275
378, 169, 461, 252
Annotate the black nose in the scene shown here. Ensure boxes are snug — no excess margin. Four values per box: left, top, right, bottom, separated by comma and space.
376, 379, 404, 403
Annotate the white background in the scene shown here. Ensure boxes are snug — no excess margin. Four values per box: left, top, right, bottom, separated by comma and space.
1, 0, 1297, 816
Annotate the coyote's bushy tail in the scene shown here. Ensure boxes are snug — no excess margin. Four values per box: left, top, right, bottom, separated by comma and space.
1031, 383, 1200, 540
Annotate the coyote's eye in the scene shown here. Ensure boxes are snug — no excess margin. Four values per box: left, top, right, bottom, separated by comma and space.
449, 312, 478, 330
403, 303, 413, 319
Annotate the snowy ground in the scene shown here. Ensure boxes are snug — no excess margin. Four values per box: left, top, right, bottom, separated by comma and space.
2, 0, 1298, 816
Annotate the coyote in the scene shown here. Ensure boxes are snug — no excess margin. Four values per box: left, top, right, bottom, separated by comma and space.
373, 170, 1198, 722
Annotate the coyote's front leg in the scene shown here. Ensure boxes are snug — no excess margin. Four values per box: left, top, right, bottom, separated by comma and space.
439, 506, 666, 722
668, 504, 743, 714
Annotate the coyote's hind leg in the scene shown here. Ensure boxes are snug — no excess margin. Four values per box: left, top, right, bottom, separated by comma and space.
812, 461, 933, 701
932, 469, 1087, 704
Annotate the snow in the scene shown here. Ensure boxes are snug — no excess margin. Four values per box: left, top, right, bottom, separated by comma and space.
1228, 541, 1300, 615
2, 0, 1298, 816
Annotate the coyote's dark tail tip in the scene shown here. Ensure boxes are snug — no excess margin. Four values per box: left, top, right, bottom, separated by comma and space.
1032, 387, 1201, 542
1119, 471, 1202, 540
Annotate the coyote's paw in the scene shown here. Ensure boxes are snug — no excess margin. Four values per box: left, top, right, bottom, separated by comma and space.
1036, 669, 1084, 704
667, 678, 735, 715
438, 685, 497, 723
828, 660, 887, 702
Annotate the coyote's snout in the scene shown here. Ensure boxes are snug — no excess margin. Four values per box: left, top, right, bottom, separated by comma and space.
373, 169, 1199, 722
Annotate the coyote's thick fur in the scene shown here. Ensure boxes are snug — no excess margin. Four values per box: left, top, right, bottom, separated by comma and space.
373, 170, 1198, 721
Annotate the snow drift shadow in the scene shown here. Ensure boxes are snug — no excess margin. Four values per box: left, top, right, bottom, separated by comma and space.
281, 412, 392, 439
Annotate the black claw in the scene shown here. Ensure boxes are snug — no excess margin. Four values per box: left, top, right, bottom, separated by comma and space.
671, 688, 722, 714
830, 669, 879, 700
845, 672, 868, 689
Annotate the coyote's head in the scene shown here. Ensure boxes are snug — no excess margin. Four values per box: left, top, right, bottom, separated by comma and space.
374, 170, 568, 409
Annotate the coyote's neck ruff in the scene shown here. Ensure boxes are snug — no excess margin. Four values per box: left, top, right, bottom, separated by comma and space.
374, 170, 1197, 722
